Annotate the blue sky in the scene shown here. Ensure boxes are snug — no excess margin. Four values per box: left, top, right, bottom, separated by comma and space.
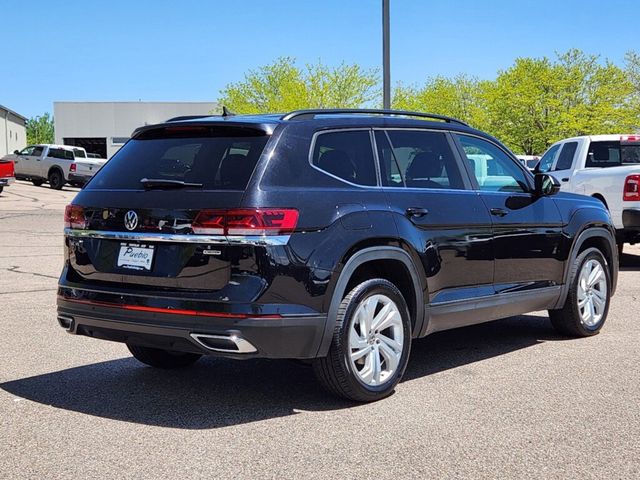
3, 0, 637, 118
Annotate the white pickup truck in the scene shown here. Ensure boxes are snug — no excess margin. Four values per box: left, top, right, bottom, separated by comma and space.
537, 134, 640, 251
3, 144, 90, 189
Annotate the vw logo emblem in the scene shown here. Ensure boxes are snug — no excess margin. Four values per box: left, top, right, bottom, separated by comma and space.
124, 210, 138, 231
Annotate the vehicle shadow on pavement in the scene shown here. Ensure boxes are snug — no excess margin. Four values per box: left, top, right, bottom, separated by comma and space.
0, 314, 565, 428
619, 251, 640, 271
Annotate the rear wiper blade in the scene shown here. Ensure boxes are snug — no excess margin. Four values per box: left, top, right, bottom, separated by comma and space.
140, 178, 203, 189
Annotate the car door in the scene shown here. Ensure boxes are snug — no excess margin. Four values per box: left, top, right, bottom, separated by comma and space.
452, 133, 565, 292
549, 141, 579, 192
28, 146, 45, 177
375, 129, 494, 307
13, 146, 35, 176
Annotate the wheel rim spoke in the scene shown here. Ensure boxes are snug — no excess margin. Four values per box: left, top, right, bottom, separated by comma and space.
576, 259, 608, 327
348, 293, 404, 387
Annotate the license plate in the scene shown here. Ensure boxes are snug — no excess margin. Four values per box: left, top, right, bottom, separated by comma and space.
117, 244, 154, 271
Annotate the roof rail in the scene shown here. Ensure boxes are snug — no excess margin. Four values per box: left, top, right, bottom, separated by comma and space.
165, 114, 214, 122
280, 108, 469, 126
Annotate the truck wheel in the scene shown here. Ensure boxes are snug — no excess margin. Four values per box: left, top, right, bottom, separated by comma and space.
32, 179, 44, 187
313, 278, 412, 402
48, 170, 64, 190
127, 344, 201, 369
549, 248, 610, 337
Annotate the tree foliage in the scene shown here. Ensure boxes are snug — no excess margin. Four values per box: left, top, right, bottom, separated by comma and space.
26, 113, 54, 145
218, 57, 379, 113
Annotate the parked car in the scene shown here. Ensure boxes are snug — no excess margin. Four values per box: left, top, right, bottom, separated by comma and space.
536, 135, 640, 252
57, 109, 618, 402
516, 155, 540, 171
2, 144, 88, 189
68, 157, 108, 186
0, 157, 15, 194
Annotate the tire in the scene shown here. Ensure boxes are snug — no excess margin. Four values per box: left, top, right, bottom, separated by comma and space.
617, 241, 624, 258
127, 344, 202, 369
0, 186, 3, 194
32, 179, 44, 187
48, 170, 64, 190
313, 278, 412, 402
549, 248, 611, 337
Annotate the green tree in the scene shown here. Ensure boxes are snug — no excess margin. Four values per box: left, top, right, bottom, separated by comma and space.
26, 113, 54, 145
392, 74, 488, 129
625, 50, 640, 93
217, 57, 379, 113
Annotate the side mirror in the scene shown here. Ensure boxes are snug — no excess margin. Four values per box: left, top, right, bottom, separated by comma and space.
534, 173, 560, 196
13, 150, 19, 155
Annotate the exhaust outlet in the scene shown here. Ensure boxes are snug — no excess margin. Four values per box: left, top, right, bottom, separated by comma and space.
57, 314, 75, 331
190, 333, 257, 353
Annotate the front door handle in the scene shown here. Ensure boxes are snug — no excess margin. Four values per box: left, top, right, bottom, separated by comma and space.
561, 178, 569, 182
406, 207, 429, 218
490, 208, 509, 217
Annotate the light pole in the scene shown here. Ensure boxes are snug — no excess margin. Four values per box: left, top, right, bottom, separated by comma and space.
382, 0, 390, 109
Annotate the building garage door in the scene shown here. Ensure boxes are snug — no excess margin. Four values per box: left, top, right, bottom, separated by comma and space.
64, 138, 107, 159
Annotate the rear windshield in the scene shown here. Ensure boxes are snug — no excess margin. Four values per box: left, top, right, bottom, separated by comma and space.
87, 126, 269, 190
586, 141, 640, 168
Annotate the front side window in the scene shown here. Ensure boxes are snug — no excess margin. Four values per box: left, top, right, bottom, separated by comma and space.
456, 134, 529, 193
19, 146, 35, 156
32, 146, 44, 157
537, 144, 561, 173
311, 130, 377, 186
554, 142, 578, 170
375, 129, 464, 189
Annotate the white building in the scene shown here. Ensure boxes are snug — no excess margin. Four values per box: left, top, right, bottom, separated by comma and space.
54, 101, 218, 159
0, 104, 27, 157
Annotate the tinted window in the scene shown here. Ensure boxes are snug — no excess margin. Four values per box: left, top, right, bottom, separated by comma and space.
456, 134, 528, 193
47, 148, 74, 160
87, 126, 269, 190
555, 142, 577, 170
586, 141, 640, 167
375, 130, 464, 189
311, 130, 376, 186
32, 147, 44, 157
537, 144, 560, 173
73, 148, 86, 158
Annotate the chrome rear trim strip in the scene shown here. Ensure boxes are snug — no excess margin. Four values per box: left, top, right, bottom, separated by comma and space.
64, 228, 290, 246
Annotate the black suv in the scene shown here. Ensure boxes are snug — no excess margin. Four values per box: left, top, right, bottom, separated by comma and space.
58, 109, 618, 402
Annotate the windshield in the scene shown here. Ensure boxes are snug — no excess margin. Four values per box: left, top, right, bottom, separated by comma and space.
87, 126, 270, 190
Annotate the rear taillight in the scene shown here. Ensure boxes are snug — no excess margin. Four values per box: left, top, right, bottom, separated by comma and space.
64, 204, 87, 229
623, 175, 640, 201
69, 163, 76, 173
192, 209, 298, 236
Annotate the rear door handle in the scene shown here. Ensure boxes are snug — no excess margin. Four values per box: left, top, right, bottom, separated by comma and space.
406, 207, 429, 218
490, 208, 509, 217
561, 178, 569, 182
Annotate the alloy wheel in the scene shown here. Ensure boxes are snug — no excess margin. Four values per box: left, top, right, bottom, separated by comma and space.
577, 258, 607, 327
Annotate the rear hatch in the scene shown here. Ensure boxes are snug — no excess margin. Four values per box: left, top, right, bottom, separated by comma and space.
64, 123, 279, 297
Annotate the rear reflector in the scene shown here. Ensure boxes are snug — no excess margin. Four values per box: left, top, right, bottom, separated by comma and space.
64, 204, 87, 229
624, 175, 640, 201
193, 208, 298, 236
60, 296, 282, 319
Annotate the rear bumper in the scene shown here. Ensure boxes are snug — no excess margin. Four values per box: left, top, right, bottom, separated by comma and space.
57, 290, 327, 359
0, 177, 15, 186
68, 173, 92, 184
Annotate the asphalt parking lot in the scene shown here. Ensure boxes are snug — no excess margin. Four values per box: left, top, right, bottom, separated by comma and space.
1, 180, 639, 479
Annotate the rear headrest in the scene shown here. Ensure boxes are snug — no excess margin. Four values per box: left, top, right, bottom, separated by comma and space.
220, 154, 254, 187
318, 150, 356, 182
406, 152, 443, 180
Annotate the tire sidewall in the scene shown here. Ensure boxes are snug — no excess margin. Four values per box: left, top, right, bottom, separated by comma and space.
49, 170, 63, 189
338, 280, 412, 397
572, 248, 611, 335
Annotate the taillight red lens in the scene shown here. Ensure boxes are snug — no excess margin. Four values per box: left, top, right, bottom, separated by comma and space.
623, 175, 640, 201
69, 163, 76, 173
64, 204, 87, 229
192, 210, 226, 234
192, 209, 298, 236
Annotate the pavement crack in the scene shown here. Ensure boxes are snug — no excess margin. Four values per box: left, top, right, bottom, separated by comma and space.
6, 266, 59, 280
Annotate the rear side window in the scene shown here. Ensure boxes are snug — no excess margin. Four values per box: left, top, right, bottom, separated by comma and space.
554, 142, 578, 170
375, 130, 464, 189
311, 130, 377, 186
87, 126, 269, 190
587, 141, 640, 167
47, 148, 74, 160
